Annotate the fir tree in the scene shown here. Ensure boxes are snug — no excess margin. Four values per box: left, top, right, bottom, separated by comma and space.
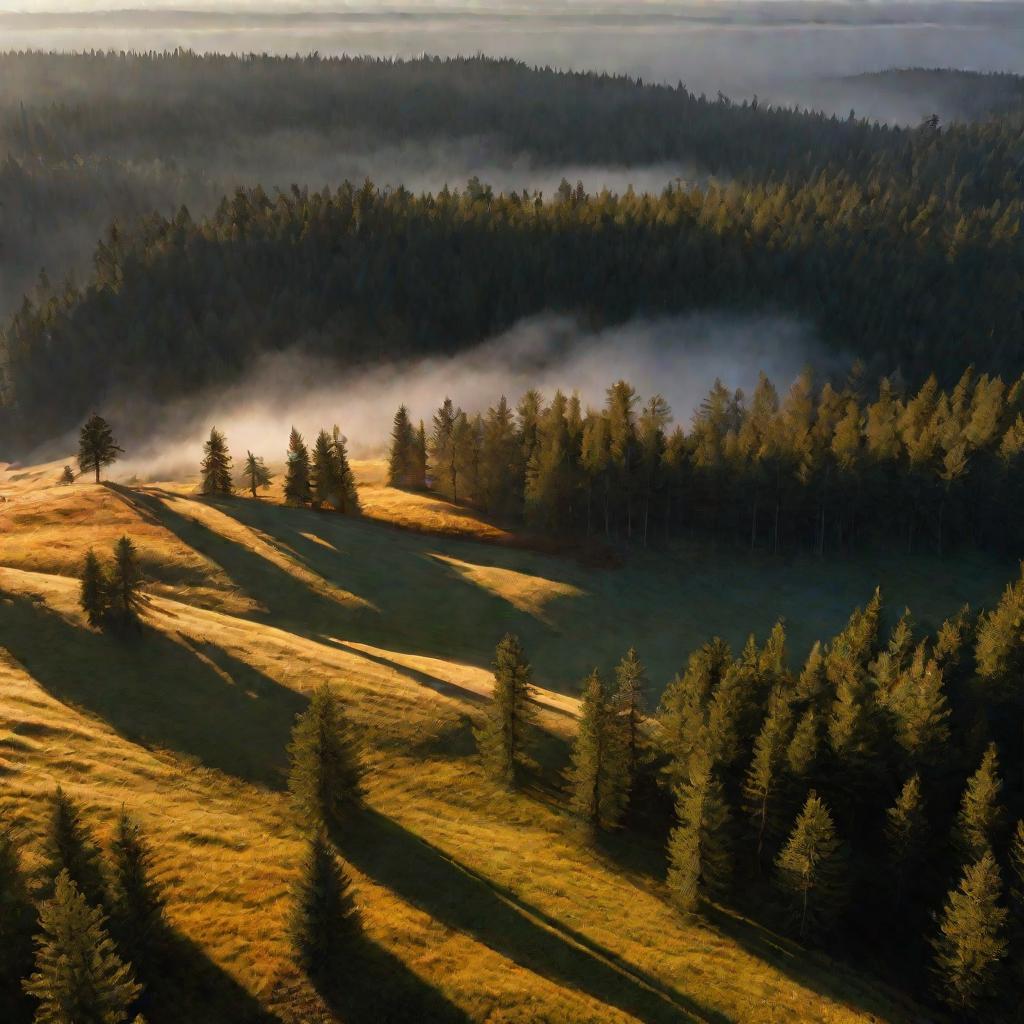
78, 414, 123, 483
59, 465, 75, 485
107, 536, 143, 626
413, 421, 428, 490
107, 810, 166, 968
80, 549, 110, 628
310, 429, 337, 508
775, 792, 847, 941
568, 670, 629, 830
242, 451, 272, 498
743, 697, 793, 870
289, 832, 360, 977
0, 828, 36, 1020
42, 787, 106, 909
666, 752, 732, 912
430, 398, 460, 501
475, 634, 536, 786
612, 647, 647, 783
288, 686, 363, 831
884, 774, 928, 910
387, 404, 418, 488
954, 742, 1004, 861
932, 852, 1008, 1015
330, 427, 360, 514
284, 427, 312, 506
23, 870, 141, 1024
200, 426, 233, 495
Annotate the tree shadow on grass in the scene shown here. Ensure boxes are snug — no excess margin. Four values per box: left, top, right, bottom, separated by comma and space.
332, 808, 730, 1024
310, 934, 472, 1024
0, 593, 304, 789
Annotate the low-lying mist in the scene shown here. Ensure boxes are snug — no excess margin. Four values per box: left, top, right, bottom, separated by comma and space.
91, 312, 831, 483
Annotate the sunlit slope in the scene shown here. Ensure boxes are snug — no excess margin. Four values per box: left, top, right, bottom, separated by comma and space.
0, 459, 1006, 696
0, 562, 926, 1024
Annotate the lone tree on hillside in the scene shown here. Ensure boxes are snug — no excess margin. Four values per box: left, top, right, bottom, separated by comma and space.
568, 670, 629, 830
387, 405, 419, 488
284, 428, 312, 506
78, 414, 123, 483
475, 634, 536, 786
288, 686, 363, 831
107, 809, 167, 969
242, 451, 272, 498
42, 787, 107, 910
0, 828, 36, 1020
80, 549, 110, 627
108, 536, 143, 626
774, 792, 847, 941
200, 427, 233, 495
59, 465, 75, 485
290, 831, 360, 977
932, 851, 1008, 1014
23, 871, 142, 1023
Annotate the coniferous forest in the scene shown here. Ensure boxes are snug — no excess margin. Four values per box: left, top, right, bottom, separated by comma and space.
4, 41, 1024, 1024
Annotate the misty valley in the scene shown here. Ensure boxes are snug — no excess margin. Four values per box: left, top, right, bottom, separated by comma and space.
2, 19, 1024, 1024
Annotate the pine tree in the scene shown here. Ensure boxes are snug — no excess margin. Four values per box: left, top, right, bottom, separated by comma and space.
932, 852, 1008, 1014
284, 427, 312, 506
885, 774, 928, 910
0, 828, 36, 1019
666, 752, 732, 912
200, 426, 233, 495
59, 465, 75, 485
289, 832, 360, 977
310, 429, 337, 508
42, 787, 106, 909
568, 670, 629, 830
775, 792, 847, 941
387, 405, 418, 488
480, 396, 520, 517
107, 810, 166, 967
23, 871, 141, 1024
413, 421, 428, 489
330, 427, 360, 514
954, 742, 1004, 861
107, 536, 142, 626
242, 451, 272, 498
743, 697, 793, 870
288, 686, 363, 831
475, 634, 536, 786
80, 549, 110, 627
430, 398, 460, 501
613, 647, 647, 784
78, 414, 124, 483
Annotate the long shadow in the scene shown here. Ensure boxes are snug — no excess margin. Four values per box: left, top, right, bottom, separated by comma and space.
312, 934, 472, 1024
0, 593, 304, 789
701, 905, 918, 1023
333, 808, 729, 1024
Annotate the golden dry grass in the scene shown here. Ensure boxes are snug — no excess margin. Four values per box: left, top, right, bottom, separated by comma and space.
0, 460, 954, 1022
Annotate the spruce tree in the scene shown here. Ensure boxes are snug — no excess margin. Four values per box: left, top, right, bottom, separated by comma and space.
954, 742, 1004, 861
568, 670, 629, 830
60, 465, 75, 485
310, 429, 337, 508
774, 792, 847, 941
284, 427, 312, 506
932, 852, 1008, 1014
387, 405, 417, 488
884, 774, 928, 910
413, 421, 428, 489
743, 697, 793, 870
0, 828, 36, 1020
78, 414, 123, 483
242, 451, 272, 498
330, 427, 360, 514
288, 686, 363, 831
107, 536, 143, 626
666, 752, 732, 912
23, 871, 141, 1024
42, 787, 107, 909
289, 832, 360, 977
475, 634, 536, 786
200, 426, 233, 495
80, 549, 110, 628
107, 810, 166, 967
613, 647, 647, 784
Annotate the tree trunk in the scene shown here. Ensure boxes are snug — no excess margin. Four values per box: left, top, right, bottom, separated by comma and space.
94, 463, 100, 484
